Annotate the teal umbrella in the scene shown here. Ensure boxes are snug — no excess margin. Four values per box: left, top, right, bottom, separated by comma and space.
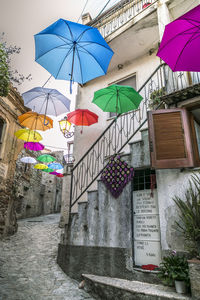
37, 154, 56, 163
92, 84, 143, 114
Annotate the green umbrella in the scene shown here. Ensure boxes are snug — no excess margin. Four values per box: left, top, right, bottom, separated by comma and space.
92, 84, 143, 114
41, 168, 54, 173
37, 154, 56, 163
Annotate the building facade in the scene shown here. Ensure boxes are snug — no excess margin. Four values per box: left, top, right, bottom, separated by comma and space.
58, 0, 200, 285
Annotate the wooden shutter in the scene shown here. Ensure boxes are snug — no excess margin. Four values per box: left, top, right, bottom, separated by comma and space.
148, 108, 195, 169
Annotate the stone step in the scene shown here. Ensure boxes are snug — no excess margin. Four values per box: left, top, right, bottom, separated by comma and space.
82, 274, 192, 300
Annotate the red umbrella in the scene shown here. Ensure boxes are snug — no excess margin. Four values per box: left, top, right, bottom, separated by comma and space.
57, 174, 64, 178
67, 109, 98, 133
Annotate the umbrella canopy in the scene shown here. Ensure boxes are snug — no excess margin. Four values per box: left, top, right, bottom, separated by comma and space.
34, 164, 48, 170
67, 109, 98, 126
24, 142, 45, 151
34, 19, 114, 91
157, 5, 200, 71
57, 173, 64, 178
22, 87, 70, 116
37, 154, 56, 163
49, 171, 60, 175
92, 84, 143, 114
18, 111, 53, 131
15, 129, 42, 142
48, 163, 63, 170
41, 167, 54, 173
20, 156, 37, 164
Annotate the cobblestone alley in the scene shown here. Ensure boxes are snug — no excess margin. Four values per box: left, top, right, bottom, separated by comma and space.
0, 214, 95, 300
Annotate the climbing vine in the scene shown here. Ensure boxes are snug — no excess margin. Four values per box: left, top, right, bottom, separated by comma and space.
0, 43, 9, 96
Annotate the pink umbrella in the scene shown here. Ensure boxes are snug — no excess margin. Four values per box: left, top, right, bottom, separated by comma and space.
24, 142, 44, 151
157, 5, 200, 71
49, 171, 59, 175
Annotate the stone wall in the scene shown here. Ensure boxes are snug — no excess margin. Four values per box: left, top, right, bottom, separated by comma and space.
14, 150, 63, 219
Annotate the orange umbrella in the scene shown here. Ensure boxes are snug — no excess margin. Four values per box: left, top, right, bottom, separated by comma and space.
18, 111, 53, 131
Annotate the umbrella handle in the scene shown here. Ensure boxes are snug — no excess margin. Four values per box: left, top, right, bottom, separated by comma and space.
43, 118, 49, 126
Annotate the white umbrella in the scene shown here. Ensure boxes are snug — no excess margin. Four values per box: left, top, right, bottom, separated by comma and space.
20, 156, 37, 164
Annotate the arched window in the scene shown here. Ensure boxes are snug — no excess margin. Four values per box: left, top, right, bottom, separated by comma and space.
0, 118, 6, 156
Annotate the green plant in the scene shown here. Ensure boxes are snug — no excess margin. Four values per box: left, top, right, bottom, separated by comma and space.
149, 87, 166, 109
0, 43, 9, 96
158, 251, 190, 287
173, 173, 200, 257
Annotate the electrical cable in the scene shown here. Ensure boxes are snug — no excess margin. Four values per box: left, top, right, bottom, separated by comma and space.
96, 0, 113, 19
77, 0, 90, 22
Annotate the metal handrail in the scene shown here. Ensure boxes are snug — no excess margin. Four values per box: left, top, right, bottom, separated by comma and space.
70, 64, 200, 210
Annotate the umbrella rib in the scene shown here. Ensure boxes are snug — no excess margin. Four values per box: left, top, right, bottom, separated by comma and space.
78, 40, 113, 52
119, 90, 142, 107
63, 21, 74, 41
23, 93, 46, 104
158, 24, 200, 52
103, 94, 115, 111
55, 45, 74, 78
173, 30, 200, 70
77, 44, 106, 74
93, 90, 114, 102
76, 27, 93, 42
39, 98, 48, 114
36, 43, 69, 61
49, 94, 58, 116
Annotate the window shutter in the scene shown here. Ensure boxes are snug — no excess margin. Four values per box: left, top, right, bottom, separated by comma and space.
148, 108, 195, 169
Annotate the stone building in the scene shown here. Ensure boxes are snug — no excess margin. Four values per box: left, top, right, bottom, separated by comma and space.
0, 86, 28, 237
14, 150, 63, 219
58, 0, 200, 296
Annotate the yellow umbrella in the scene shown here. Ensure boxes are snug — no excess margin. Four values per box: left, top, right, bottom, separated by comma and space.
34, 164, 48, 170
18, 111, 53, 131
14, 129, 42, 142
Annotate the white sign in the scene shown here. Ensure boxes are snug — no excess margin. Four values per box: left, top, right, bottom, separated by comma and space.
0, 162, 8, 179
133, 189, 161, 266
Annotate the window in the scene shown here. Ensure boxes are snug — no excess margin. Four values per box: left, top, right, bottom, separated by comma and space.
133, 169, 156, 191
109, 74, 136, 118
148, 108, 200, 169
0, 118, 6, 157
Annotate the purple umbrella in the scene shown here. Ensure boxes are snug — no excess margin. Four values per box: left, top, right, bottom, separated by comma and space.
49, 171, 59, 175
24, 142, 44, 151
157, 5, 200, 71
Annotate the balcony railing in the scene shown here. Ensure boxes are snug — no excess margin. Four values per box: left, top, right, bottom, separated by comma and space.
89, 0, 157, 38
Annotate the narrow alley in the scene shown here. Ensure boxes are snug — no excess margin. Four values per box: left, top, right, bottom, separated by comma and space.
0, 214, 95, 300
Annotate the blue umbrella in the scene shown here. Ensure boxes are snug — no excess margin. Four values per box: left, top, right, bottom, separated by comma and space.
22, 87, 70, 117
34, 19, 114, 92
48, 162, 63, 170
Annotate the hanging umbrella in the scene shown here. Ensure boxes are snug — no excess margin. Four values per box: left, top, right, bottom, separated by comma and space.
34, 19, 114, 92
22, 87, 70, 116
15, 129, 42, 142
67, 109, 98, 133
18, 111, 53, 131
49, 171, 60, 175
48, 163, 63, 170
20, 157, 37, 164
92, 85, 143, 114
34, 164, 48, 170
57, 173, 64, 178
157, 5, 200, 71
37, 154, 56, 163
41, 167, 54, 173
24, 142, 45, 151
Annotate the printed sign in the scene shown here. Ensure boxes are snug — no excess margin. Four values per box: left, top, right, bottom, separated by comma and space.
134, 240, 161, 266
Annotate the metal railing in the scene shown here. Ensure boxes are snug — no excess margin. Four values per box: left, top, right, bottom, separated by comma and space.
89, 0, 157, 38
70, 64, 200, 210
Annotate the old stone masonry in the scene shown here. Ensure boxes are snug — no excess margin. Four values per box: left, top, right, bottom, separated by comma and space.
0, 214, 95, 300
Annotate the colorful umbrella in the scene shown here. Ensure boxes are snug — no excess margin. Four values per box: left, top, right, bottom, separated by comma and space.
41, 168, 54, 173
34, 19, 114, 92
57, 174, 64, 178
67, 109, 98, 133
22, 87, 70, 116
48, 163, 63, 170
157, 5, 200, 71
18, 111, 53, 131
49, 171, 59, 175
24, 142, 44, 151
37, 154, 56, 163
34, 164, 48, 170
92, 85, 143, 114
20, 157, 37, 164
15, 129, 42, 142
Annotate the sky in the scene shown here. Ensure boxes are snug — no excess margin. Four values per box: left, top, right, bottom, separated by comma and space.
0, 0, 118, 153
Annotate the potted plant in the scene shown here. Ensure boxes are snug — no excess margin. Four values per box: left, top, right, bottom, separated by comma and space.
149, 87, 166, 110
173, 173, 200, 298
158, 250, 190, 294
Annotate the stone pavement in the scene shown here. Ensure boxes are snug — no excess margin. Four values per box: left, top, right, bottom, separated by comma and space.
0, 214, 95, 300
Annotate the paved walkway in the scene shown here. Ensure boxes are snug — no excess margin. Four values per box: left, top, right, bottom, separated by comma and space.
0, 214, 95, 300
